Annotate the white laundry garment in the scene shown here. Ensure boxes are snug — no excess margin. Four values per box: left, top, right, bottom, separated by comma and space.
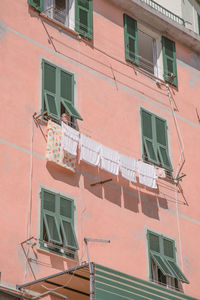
137, 161, 157, 189
119, 154, 137, 182
155, 167, 166, 178
61, 122, 80, 156
80, 134, 101, 166
101, 145, 120, 175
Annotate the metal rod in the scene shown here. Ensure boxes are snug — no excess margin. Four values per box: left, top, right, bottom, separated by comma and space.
90, 178, 112, 186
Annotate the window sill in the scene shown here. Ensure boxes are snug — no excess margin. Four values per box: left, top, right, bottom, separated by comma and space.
40, 13, 80, 39
126, 60, 177, 89
37, 244, 78, 262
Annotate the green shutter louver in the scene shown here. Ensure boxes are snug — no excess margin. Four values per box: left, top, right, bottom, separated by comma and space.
42, 60, 83, 121
162, 36, 178, 86
61, 219, 79, 250
155, 117, 172, 170
124, 14, 139, 65
28, 0, 44, 12
141, 109, 172, 171
167, 260, 189, 284
147, 231, 189, 285
163, 238, 174, 259
151, 253, 174, 277
43, 62, 60, 119
149, 232, 160, 253
44, 213, 62, 244
75, 0, 93, 39
60, 70, 83, 120
141, 110, 158, 164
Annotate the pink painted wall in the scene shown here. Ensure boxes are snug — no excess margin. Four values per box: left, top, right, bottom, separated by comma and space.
0, 0, 200, 298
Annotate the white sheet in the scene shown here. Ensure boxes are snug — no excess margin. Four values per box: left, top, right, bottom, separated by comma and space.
80, 134, 101, 166
119, 153, 137, 182
101, 145, 119, 175
137, 161, 157, 189
62, 122, 80, 156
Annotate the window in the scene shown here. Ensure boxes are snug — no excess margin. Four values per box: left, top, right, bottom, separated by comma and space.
141, 108, 172, 171
28, 0, 93, 39
162, 36, 178, 86
40, 188, 78, 256
42, 60, 82, 123
147, 230, 189, 290
123, 14, 178, 86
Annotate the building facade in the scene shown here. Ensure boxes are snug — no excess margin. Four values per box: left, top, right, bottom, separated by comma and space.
0, 0, 200, 299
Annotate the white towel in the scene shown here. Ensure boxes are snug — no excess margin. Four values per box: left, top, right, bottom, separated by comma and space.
101, 145, 119, 175
80, 134, 101, 166
119, 154, 137, 182
137, 161, 157, 189
62, 122, 80, 156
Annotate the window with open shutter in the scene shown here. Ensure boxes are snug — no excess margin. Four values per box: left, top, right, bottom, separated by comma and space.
147, 230, 189, 288
42, 60, 83, 122
123, 14, 139, 65
141, 108, 172, 171
28, 0, 44, 12
75, 0, 93, 39
162, 36, 178, 86
41, 189, 79, 256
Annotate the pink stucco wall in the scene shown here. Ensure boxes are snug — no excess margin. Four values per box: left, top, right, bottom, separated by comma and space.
0, 0, 200, 299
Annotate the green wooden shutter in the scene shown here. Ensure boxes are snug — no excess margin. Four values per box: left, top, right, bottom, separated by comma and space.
198, 13, 200, 35
162, 36, 177, 86
28, 0, 44, 12
41, 190, 62, 245
155, 117, 172, 170
59, 196, 79, 250
75, 0, 93, 39
163, 238, 175, 259
123, 14, 139, 65
151, 253, 174, 277
141, 110, 158, 164
60, 70, 83, 120
43, 61, 60, 119
148, 232, 160, 253
166, 260, 189, 283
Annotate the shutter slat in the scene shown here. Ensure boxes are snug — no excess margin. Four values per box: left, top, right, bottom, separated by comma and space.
124, 14, 139, 65
162, 36, 177, 86
28, 0, 44, 12
75, 0, 93, 39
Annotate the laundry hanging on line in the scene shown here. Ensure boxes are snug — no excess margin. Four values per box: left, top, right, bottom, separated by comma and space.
79, 133, 101, 166
58, 122, 158, 189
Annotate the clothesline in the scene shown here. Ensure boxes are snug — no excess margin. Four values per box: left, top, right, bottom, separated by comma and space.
61, 122, 158, 189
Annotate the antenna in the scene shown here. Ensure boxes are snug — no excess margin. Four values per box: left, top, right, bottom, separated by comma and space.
84, 237, 110, 300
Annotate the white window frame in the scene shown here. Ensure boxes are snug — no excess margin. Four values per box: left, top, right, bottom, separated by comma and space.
43, 0, 75, 30
137, 23, 163, 80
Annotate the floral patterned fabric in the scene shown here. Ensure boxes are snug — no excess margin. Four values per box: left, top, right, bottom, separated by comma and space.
46, 120, 76, 172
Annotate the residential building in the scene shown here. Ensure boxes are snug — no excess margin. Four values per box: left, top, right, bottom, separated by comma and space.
0, 0, 200, 299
